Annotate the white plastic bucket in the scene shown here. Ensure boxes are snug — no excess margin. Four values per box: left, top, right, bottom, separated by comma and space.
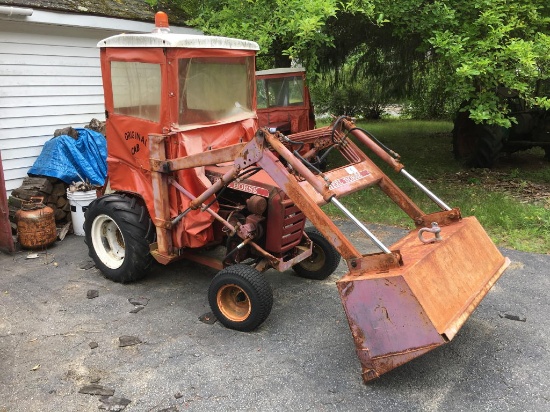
66, 189, 97, 236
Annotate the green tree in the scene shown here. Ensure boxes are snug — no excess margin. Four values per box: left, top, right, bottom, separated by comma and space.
154, 0, 550, 125
188, 0, 343, 69
378, 0, 550, 126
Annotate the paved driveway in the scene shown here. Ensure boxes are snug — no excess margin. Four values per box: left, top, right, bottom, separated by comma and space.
0, 222, 548, 411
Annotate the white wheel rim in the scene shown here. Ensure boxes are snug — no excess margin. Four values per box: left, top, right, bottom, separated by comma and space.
91, 214, 125, 269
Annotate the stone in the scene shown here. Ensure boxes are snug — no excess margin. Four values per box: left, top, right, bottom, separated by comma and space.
87, 290, 99, 299
78, 384, 115, 396
99, 396, 131, 411
118, 336, 142, 347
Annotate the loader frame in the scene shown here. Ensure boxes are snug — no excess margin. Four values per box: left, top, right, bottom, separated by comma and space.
148, 118, 460, 271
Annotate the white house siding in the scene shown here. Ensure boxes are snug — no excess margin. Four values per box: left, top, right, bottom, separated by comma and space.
0, 10, 199, 196
0, 20, 107, 193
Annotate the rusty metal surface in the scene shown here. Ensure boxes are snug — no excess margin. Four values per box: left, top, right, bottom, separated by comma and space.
248, 241, 313, 273
337, 274, 445, 382
265, 131, 331, 200
285, 126, 333, 142
235, 129, 267, 170
337, 275, 444, 357
390, 216, 508, 338
170, 179, 236, 235
149, 242, 185, 266
265, 192, 307, 254
414, 208, 462, 228
160, 143, 247, 172
246, 195, 267, 215
257, 149, 362, 260
343, 118, 404, 173
148, 133, 173, 259
274, 124, 429, 224
179, 250, 225, 271
346, 251, 403, 274
272, 244, 313, 272
443, 255, 509, 339
297, 160, 382, 205
0, 151, 15, 253
145, 119, 508, 385
337, 216, 508, 382
15, 202, 57, 249
205, 166, 277, 198
188, 166, 239, 211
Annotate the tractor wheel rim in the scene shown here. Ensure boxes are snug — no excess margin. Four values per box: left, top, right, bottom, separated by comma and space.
299, 244, 326, 272
91, 214, 125, 269
217, 284, 251, 322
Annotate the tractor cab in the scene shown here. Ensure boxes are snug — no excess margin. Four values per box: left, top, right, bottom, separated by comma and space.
256, 68, 315, 134
98, 12, 259, 248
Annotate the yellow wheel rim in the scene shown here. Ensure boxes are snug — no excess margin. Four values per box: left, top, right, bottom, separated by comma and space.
217, 284, 252, 322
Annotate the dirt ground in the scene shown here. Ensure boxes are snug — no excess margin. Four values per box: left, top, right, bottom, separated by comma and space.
431, 151, 550, 208
1, 221, 549, 411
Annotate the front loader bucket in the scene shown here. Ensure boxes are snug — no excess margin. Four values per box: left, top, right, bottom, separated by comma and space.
337, 216, 510, 382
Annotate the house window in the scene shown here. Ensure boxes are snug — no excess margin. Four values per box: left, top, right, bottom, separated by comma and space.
111, 61, 161, 122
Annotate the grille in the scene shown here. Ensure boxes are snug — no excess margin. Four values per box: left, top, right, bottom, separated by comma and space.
265, 194, 306, 254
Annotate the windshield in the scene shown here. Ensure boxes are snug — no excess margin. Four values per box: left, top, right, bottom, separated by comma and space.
256, 75, 305, 109
178, 56, 255, 125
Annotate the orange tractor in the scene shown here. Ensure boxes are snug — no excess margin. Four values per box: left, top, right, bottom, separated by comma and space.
85, 12, 509, 382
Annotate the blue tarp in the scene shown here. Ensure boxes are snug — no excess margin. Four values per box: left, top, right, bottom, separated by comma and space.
28, 128, 107, 185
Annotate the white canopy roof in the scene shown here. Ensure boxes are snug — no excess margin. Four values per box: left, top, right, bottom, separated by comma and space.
256, 67, 306, 76
98, 32, 259, 50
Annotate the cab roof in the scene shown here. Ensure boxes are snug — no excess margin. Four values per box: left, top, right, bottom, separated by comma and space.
98, 32, 260, 50
256, 68, 306, 76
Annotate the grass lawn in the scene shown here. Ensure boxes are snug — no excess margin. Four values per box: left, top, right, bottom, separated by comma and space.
319, 119, 550, 254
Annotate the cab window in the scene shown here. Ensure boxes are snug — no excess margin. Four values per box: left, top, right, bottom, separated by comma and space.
111, 61, 161, 122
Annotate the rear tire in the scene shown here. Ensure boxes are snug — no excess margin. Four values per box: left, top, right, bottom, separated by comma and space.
208, 264, 273, 331
473, 125, 504, 168
452, 112, 504, 168
293, 228, 341, 280
84, 194, 155, 283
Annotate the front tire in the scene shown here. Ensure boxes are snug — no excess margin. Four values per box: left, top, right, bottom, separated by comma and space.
293, 228, 341, 280
84, 194, 155, 283
208, 264, 273, 331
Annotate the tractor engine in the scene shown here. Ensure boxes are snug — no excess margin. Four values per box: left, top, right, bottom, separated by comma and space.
205, 168, 307, 266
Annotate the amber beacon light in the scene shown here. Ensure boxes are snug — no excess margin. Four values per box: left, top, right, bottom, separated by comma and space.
154, 11, 170, 31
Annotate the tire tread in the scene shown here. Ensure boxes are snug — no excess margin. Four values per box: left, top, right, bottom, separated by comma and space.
293, 227, 341, 280
84, 193, 155, 283
208, 264, 273, 331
